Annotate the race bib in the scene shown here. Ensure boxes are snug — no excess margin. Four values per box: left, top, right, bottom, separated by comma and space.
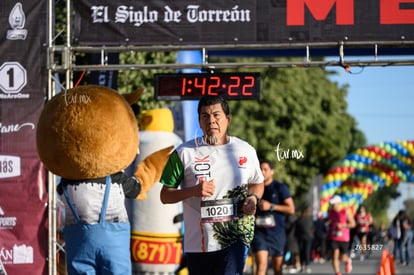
255, 214, 276, 228
359, 227, 367, 233
200, 198, 237, 223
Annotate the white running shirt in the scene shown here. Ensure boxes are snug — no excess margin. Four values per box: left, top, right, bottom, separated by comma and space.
161, 136, 264, 253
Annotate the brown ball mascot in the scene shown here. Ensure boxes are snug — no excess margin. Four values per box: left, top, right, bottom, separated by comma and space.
36, 85, 171, 274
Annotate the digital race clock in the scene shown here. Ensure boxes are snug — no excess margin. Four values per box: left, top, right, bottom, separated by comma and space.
154, 73, 261, 100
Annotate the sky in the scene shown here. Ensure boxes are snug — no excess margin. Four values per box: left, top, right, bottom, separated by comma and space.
329, 56, 414, 220
329, 57, 414, 145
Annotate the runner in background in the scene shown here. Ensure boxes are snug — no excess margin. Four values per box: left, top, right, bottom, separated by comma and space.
327, 195, 356, 275
354, 205, 373, 261
250, 160, 295, 275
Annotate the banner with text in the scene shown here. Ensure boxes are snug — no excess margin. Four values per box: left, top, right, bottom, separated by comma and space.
74, 0, 414, 46
0, 1, 48, 274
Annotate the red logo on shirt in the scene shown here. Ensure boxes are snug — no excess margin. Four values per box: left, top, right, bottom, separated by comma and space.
239, 156, 247, 167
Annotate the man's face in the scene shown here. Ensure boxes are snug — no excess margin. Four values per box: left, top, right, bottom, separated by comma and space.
199, 103, 230, 145
260, 162, 274, 182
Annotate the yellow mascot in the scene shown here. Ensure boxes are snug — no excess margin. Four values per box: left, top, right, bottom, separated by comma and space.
36, 85, 171, 275
127, 108, 184, 273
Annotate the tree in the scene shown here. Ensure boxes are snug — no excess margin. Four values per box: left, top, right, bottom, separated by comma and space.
117, 51, 177, 112
404, 197, 414, 223
363, 185, 400, 225
220, 59, 366, 199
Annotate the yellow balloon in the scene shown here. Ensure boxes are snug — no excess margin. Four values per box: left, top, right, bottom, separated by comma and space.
325, 175, 334, 183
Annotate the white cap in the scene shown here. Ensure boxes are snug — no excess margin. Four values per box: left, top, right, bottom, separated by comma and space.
330, 195, 342, 204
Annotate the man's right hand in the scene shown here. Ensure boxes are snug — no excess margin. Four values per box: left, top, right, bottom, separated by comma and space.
197, 178, 215, 198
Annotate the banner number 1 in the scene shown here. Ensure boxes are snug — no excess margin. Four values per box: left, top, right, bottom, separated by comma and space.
0, 62, 27, 94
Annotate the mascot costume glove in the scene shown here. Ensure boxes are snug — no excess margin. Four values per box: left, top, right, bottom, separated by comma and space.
36, 85, 172, 275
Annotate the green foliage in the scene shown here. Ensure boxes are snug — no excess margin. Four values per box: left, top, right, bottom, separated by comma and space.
221, 59, 366, 198
54, 0, 68, 45
213, 185, 255, 247
363, 185, 400, 225
117, 51, 177, 111
404, 197, 414, 224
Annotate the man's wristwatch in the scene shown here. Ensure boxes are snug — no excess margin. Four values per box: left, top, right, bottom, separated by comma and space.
247, 193, 261, 204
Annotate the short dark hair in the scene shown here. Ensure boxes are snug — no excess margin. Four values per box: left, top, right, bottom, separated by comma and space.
197, 95, 230, 116
260, 159, 274, 169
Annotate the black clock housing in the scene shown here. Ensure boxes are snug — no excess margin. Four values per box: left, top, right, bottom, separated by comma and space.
154, 73, 261, 100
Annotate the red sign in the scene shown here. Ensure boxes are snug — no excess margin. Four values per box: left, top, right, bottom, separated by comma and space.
287, 0, 414, 25
131, 233, 182, 265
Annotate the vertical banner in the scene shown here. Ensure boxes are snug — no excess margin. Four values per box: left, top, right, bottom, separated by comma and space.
0, 1, 48, 275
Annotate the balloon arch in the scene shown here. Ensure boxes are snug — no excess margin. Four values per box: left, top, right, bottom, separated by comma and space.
320, 140, 414, 216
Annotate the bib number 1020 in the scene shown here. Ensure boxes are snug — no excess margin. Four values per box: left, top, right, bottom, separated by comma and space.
0, 62, 27, 94
200, 198, 236, 223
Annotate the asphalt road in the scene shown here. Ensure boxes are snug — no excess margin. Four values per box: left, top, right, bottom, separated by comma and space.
244, 244, 413, 275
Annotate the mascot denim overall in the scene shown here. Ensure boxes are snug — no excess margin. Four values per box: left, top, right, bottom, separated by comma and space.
62, 176, 132, 275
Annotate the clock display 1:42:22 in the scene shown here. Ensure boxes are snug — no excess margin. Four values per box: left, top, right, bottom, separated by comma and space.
154, 73, 261, 100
